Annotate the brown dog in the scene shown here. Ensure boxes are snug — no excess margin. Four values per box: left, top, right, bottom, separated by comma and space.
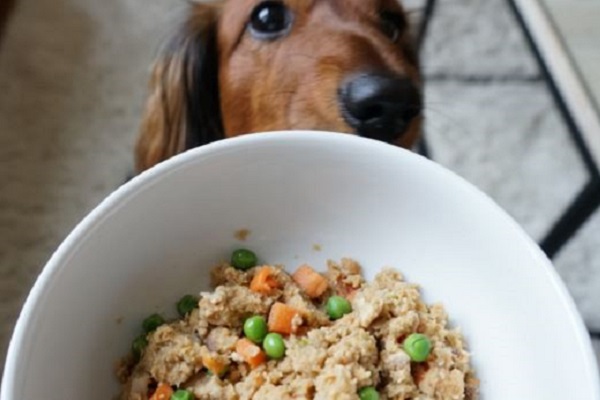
135, 0, 422, 172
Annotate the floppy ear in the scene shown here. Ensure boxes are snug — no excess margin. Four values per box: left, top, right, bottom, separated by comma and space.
135, 4, 223, 173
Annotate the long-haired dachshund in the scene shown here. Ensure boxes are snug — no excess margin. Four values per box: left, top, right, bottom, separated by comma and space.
135, 0, 422, 172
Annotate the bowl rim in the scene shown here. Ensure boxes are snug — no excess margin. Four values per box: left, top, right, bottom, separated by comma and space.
2, 130, 599, 398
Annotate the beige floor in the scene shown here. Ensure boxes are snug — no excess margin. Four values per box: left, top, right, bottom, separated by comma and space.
0, 0, 177, 377
542, 0, 600, 109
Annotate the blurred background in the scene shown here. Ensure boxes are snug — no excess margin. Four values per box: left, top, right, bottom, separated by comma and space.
1, 0, 599, 379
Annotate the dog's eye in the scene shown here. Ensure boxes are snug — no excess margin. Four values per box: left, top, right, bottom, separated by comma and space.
380, 12, 406, 43
249, 1, 293, 40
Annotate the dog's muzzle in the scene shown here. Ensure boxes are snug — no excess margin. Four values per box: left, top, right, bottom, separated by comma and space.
339, 72, 422, 143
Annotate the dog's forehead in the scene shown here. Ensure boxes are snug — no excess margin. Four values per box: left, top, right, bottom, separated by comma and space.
220, 0, 400, 20
218, 0, 405, 54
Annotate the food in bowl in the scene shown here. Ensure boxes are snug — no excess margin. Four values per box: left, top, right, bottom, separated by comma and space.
117, 251, 478, 400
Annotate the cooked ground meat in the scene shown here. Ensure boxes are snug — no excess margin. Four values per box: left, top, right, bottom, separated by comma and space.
117, 258, 478, 400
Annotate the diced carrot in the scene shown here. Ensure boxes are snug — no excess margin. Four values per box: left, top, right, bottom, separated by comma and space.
268, 302, 300, 335
202, 354, 227, 376
292, 264, 328, 298
236, 338, 267, 368
150, 383, 173, 400
250, 266, 281, 294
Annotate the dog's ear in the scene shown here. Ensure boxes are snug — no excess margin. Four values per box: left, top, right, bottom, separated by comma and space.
135, 4, 223, 173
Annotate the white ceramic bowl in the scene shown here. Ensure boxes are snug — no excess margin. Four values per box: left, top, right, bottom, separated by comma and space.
2, 131, 599, 399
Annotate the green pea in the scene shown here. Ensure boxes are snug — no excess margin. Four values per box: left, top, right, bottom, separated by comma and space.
243, 316, 268, 343
326, 296, 352, 320
358, 386, 380, 400
177, 294, 199, 317
231, 249, 258, 270
142, 313, 165, 333
263, 333, 285, 359
131, 334, 148, 361
403, 333, 432, 362
171, 389, 194, 400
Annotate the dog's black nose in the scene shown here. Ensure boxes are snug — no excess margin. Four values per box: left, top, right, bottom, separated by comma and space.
339, 72, 421, 142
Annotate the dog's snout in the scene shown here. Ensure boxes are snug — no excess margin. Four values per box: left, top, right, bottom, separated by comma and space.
339, 73, 421, 142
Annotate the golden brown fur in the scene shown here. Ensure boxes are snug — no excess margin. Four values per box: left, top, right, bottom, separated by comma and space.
135, 0, 421, 172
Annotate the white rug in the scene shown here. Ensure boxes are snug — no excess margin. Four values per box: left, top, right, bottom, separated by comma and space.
421, 0, 600, 331
1, 0, 599, 378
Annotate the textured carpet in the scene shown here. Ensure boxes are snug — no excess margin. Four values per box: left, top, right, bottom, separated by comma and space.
1, 0, 599, 379
420, 0, 600, 330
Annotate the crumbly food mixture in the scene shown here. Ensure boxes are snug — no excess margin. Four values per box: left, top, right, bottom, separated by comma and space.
117, 258, 478, 400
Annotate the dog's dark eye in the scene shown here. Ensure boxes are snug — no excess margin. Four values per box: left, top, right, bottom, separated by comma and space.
380, 12, 406, 43
249, 1, 293, 40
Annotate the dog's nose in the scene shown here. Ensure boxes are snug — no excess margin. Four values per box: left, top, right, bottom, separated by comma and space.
339, 72, 421, 142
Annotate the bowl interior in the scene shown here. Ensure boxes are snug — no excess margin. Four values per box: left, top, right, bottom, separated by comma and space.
2, 131, 599, 399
